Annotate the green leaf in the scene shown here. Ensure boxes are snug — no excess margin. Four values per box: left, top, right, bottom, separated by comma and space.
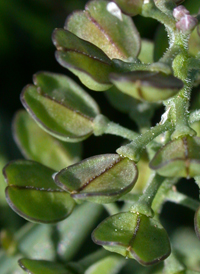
3, 160, 75, 223
13, 110, 82, 170
34, 72, 100, 118
85, 255, 125, 274
92, 212, 171, 266
21, 72, 100, 142
53, 29, 115, 91
150, 137, 200, 178
110, 71, 183, 102
54, 154, 138, 204
138, 39, 154, 64
112, 0, 143, 16
18, 259, 74, 274
65, 0, 140, 61
0, 203, 103, 274
105, 86, 158, 128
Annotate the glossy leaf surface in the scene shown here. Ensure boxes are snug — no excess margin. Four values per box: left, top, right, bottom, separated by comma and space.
13, 110, 82, 170
34, 72, 100, 117
53, 29, 115, 91
113, 0, 143, 16
3, 160, 75, 223
65, 0, 140, 61
110, 71, 183, 102
21, 72, 100, 142
150, 137, 200, 178
54, 154, 138, 204
92, 212, 171, 265
19, 259, 73, 274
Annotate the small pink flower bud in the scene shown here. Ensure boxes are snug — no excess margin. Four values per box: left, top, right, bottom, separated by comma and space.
176, 14, 198, 33
173, 5, 189, 21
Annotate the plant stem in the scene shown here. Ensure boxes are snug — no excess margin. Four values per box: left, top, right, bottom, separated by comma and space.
166, 190, 199, 211
116, 121, 172, 162
78, 249, 111, 271
165, 50, 197, 139
152, 177, 178, 214
130, 173, 165, 217
141, 0, 176, 30
189, 110, 200, 124
93, 114, 138, 140
103, 203, 120, 215
159, 44, 181, 66
105, 121, 138, 140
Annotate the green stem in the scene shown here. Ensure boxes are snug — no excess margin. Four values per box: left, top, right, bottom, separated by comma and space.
78, 249, 111, 271
105, 121, 138, 140
159, 44, 181, 66
141, 0, 176, 30
189, 110, 200, 124
78, 248, 126, 273
152, 177, 178, 214
93, 114, 138, 140
154, 0, 176, 17
166, 190, 200, 211
103, 203, 120, 215
166, 51, 197, 139
116, 121, 172, 162
130, 173, 165, 217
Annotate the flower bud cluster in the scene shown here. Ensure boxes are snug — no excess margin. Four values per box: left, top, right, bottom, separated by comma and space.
173, 5, 198, 33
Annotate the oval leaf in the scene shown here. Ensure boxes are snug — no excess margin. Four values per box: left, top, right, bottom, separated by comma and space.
21, 72, 100, 142
112, 0, 143, 16
53, 29, 115, 91
92, 212, 171, 265
3, 160, 75, 223
65, 0, 140, 61
150, 137, 200, 178
54, 154, 138, 204
13, 110, 82, 170
110, 71, 183, 102
18, 259, 73, 274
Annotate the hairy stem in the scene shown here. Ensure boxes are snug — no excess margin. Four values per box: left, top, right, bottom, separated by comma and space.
116, 121, 172, 162
130, 173, 165, 217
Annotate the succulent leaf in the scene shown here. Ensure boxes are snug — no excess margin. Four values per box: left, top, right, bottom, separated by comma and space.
65, 0, 141, 61
3, 160, 75, 223
54, 154, 138, 204
21, 72, 100, 142
92, 212, 171, 265
150, 137, 200, 178
13, 110, 82, 170
110, 71, 183, 102
18, 259, 74, 274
